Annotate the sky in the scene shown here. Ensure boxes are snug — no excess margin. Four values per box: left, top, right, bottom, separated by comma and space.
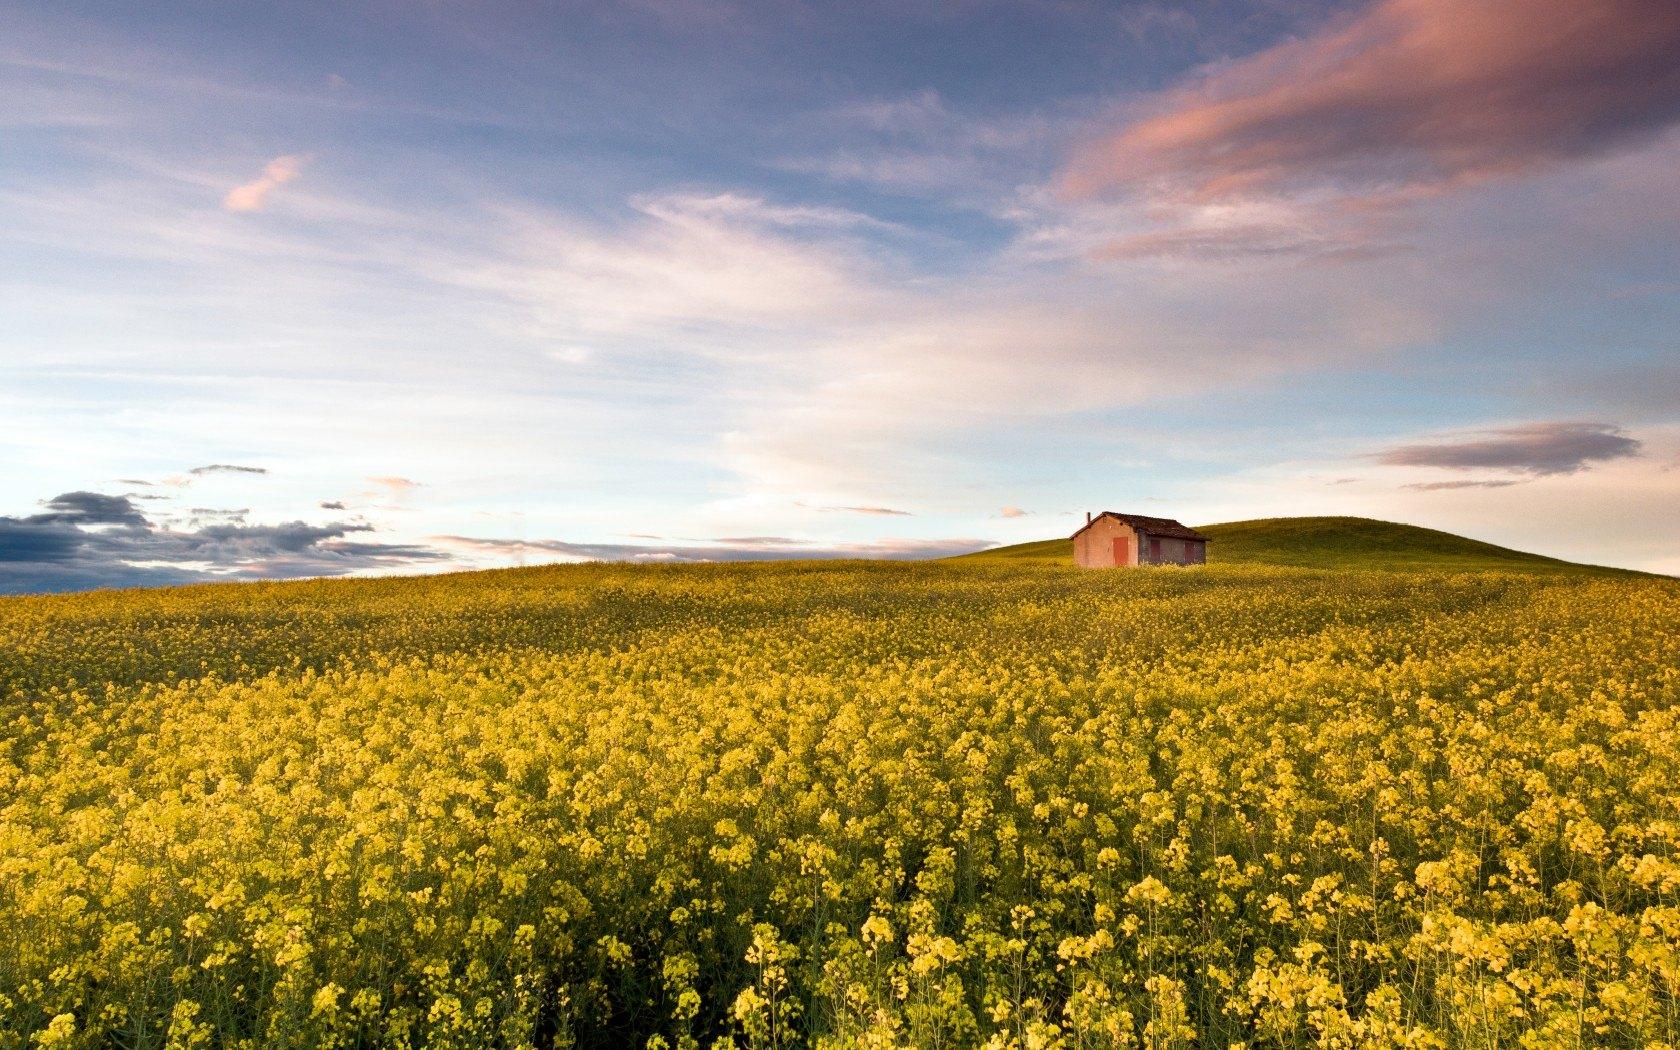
2, 0, 1678, 592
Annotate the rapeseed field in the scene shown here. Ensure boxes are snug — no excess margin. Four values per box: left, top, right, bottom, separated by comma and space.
2, 561, 1677, 1048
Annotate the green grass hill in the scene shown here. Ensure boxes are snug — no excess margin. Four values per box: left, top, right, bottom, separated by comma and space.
959, 515, 1649, 576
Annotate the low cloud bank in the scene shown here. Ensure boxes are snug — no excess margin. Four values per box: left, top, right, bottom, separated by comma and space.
0, 491, 441, 594
0, 489, 990, 593
436, 534, 989, 565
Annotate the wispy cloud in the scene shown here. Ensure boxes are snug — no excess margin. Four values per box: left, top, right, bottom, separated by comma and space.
779, 88, 1067, 196
1063, 0, 1680, 204
828, 89, 949, 133
997, 506, 1030, 518
1403, 479, 1522, 491
1093, 216, 1402, 264
1377, 421, 1643, 476
465, 192, 882, 344
795, 501, 913, 516
435, 533, 986, 564
366, 476, 422, 495
634, 191, 903, 233
190, 463, 269, 475
223, 154, 305, 213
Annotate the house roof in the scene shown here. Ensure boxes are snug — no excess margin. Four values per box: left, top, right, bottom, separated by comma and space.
1070, 512, 1210, 542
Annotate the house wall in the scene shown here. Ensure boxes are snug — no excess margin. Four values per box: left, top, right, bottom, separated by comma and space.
1073, 517, 1138, 568
1138, 535, 1207, 566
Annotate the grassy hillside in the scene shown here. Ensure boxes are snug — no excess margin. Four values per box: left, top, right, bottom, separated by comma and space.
962, 515, 1646, 575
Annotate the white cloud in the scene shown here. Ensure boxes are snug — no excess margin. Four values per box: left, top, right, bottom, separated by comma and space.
455, 192, 887, 345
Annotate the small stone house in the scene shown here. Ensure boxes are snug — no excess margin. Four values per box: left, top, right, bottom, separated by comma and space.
1071, 511, 1209, 568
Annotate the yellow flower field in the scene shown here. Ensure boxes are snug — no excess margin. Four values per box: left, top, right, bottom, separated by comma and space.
2, 562, 1677, 1048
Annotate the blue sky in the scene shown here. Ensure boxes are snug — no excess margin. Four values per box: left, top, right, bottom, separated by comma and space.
3, 0, 1678, 590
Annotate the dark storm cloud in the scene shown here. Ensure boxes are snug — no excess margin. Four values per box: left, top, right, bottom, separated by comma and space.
0, 518, 86, 563
0, 491, 446, 594
37, 491, 150, 525
189, 463, 269, 476
1377, 421, 1642, 476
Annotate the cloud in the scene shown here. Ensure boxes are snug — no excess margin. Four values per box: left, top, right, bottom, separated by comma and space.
1403, 479, 1522, 491
365, 476, 422, 498
0, 518, 90, 565
781, 97, 1062, 195
318, 500, 347, 510
36, 491, 149, 525
997, 506, 1030, 518
223, 154, 305, 213
634, 191, 902, 233
721, 260, 1434, 496
190, 463, 268, 476
794, 501, 913, 516
464, 192, 879, 343
829, 89, 949, 133
1063, 0, 1680, 204
435, 534, 987, 565
1376, 421, 1643, 476
1094, 219, 1401, 264
0, 490, 443, 594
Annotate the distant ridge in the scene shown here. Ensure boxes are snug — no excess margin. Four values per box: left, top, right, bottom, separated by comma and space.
959, 516, 1652, 577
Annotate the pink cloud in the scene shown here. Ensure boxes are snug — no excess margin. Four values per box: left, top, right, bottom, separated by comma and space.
1063, 0, 1680, 203
366, 475, 422, 495
998, 506, 1029, 518
1403, 479, 1522, 491
223, 154, 305, 212
1095, 221, 1401, 263
794, 500, 912, 516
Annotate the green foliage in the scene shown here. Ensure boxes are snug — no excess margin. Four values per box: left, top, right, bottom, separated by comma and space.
962, 516, 1652, 576
1, 559, 1677, 1048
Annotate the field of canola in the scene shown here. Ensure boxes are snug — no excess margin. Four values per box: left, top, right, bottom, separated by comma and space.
3, 560, 1679, 1049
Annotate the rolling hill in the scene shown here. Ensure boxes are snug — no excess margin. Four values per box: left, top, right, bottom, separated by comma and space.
960, 515, 1649, 576
4, 517, 1675, 1045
